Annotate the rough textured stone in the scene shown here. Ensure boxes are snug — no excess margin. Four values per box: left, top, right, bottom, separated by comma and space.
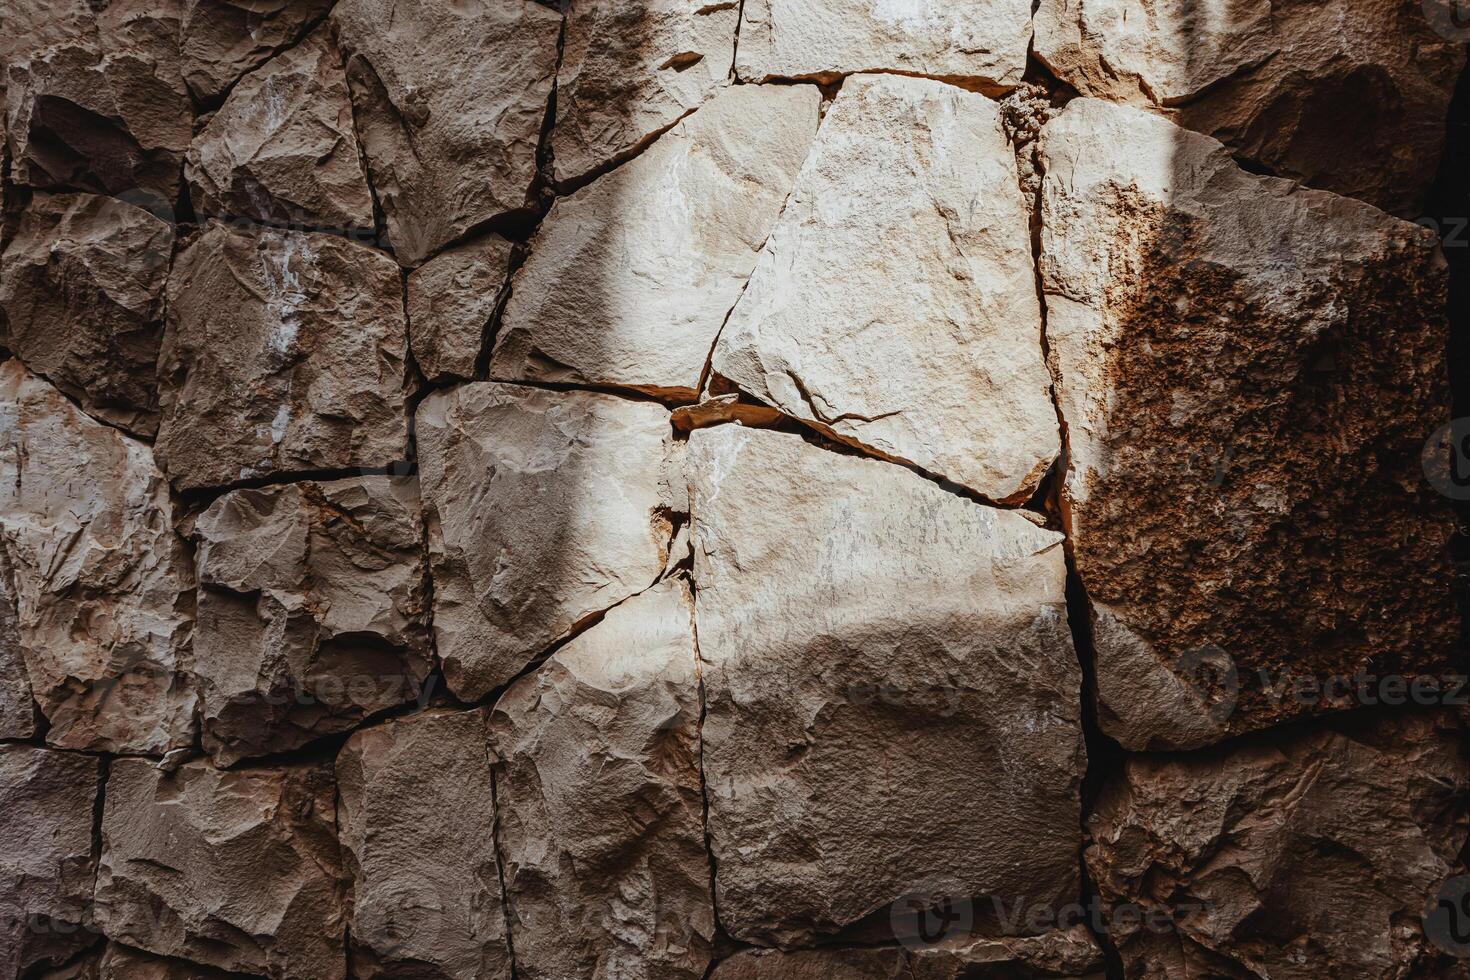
491, 85, 820, 400
1039, 98, 1456, 750
179, 0, 334, 104
99, 944, 252, 979
687, 426, 1083, 946
0, 548, 37, 739
713, 74, 1058, 503
0, 747, 102, 978
1087, 710, 1470, 979
337, 708, 509, 980
417, 383, 677, 701
193, 475, 430, 766
0, 360, 196, 755
155, 222, 411, 491
406, 234, 514, 383
95, 758, 346, 980
185, 27, 374, 232
332, 0, 562, 266
710, 929, 1105, 979
0, 192, 173, 437
1033, 0, 1464, 216
490, 579, 714, 980
552, 0, 737, 186
734, 0, 1029, 89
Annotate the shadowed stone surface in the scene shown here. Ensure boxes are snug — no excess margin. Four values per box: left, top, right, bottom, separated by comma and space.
407, 234, 514, 383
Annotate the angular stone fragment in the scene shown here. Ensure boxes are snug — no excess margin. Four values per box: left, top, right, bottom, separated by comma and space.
0, 361, 196, 754
155, 222, 410, 491
710, 931, 1106, 980
1032, 0, 1464, 216
491, 85, 819, 399
735, 0, 1029, 89
95, 758, 346, 980
99, 944, 250, 979
687, 426, 1083, 946
1087, 710, 1470, 979
406, 234, 514, 383
193, 475, 430, 766
179, 0, 334, 103
713, 74, 1058, 502
1039, 99, 1457, 750
331, 0, 561, 266
0, 192, 173, 436
417, 384, 676, 700
185, 27, 374, 233
0, 747, 103, 978
490, 579, 714, 980
337, 708, 509, 980
0, 546, 37, 740
552, 0, 737, 186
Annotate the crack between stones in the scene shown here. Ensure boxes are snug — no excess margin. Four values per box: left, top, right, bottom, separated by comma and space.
488, 763, 522, 980
687, 582, 733, 958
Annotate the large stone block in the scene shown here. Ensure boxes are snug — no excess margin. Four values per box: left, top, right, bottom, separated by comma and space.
179, 0, 334, 104
406, 234, 514, 383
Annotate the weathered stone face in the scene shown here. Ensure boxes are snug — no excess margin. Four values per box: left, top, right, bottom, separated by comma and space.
155, 222, 411, 492
490, 578, 715, 980
179, 0, 334, 104
0, 192, 173, 437
193, 475, 431, 766
0, 549, 37, 740
98, 943, 253, 979
95, 758, 347, 979
407, 234, 514, 383
1033, 0, 1465, 216
712, 73, 1059, 503
331, 0, 562, 266
0, 360, 196, 755
416, 383, 678, 701
1039, 98, 1457, 751
687, 425, 1083, 946
336, 708, 509, 980
491, 84, 820, 400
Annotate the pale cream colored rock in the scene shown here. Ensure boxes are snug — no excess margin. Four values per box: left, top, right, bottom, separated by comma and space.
1032, 0, 1464, 216
332, 0, 562, 266
491, 84, 819, 400
416, 384, 677, 700
185, 26, 374, 232
406, 234, 514, 383
0, 360, 196, 755
337, 708, 509, 980
179, 0, 334, 103
95, 758, 346, 980
490, 579, 714, 980
735, 0, 1029, 89
1039, 98, 1456, 749
552, 0, 737, 186
713, 74, 1057, 503
687, 426, 1083, 946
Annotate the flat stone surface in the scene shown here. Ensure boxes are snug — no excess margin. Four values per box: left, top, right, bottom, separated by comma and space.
179, 0, 333, 103
332, 0, 562, 266
337, 708, 509, 980
193, 475, 431, 766
711, 932, 1105, 979
0, 192, 173, 437
713, 74, 1058, 503
0, 360, 196, 755
686, 426, 1083, 946
406, 234, 514, 383
1039, 98, 1457, 750
491, 579, 715, 980
95, 758, 347, 979
155, 222, 410, 491
492, 85, 819, 400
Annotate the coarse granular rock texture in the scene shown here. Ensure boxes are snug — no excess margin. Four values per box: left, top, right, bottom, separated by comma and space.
0, 192, 173, 437
1032, 0, 1465, 217
179, 0, 334, 104
711, 74, 1059, 503
95, 758, 347, 980
490, 578, 714, 980
331, 0, 562, 266
155, 221, 410, 491
0, 360, 195, 755
416, 383, 678, 701
184, 26, 374, 231
1040, 98, 1457, 751
1087, 710, 1470, 979
0, 548, 37, 740
406, 234, 515, 383
336, 708, 509, 980
192, 475, 431, 766
0, 746, 102, 979
491, 84, 820, 400
97, 943, 253, 979
686, 426, 1083, 946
